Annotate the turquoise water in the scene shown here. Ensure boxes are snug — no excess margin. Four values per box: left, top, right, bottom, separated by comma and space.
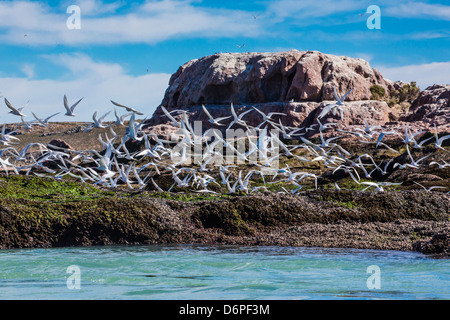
0, 245, 448, 300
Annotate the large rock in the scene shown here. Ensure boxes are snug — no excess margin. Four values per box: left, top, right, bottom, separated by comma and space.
312, 100, 392, 127
404, 84, 450, 126
161, 50, 391, 108
147, 50, 396, 132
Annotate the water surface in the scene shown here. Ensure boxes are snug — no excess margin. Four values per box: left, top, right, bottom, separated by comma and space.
0, 245, 448, 300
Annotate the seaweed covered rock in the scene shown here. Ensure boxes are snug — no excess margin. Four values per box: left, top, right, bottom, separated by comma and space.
414, 232, 450, 256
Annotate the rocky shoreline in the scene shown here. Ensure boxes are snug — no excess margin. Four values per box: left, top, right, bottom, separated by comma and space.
0, 183, 448, 257
1, 50, 449, 258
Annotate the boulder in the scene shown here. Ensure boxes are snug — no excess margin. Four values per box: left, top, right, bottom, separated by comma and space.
47, 139, 73, 151
404, 84, 450, 126
147, 50, 449, 136
414, 232, 450, 256
143, 123, 184, 141
160, 50, 391, 108
312, 100, 391, 127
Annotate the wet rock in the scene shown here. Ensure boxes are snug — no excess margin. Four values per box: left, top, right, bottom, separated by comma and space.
414, 232, 450, 256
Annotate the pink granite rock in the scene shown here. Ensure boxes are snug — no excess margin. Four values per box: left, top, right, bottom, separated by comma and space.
160, 50, 391, 109
148, 51, 447, 136
404, 84, 450, 126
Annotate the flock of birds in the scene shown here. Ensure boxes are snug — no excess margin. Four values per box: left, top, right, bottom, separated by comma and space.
0, 85, 449, 196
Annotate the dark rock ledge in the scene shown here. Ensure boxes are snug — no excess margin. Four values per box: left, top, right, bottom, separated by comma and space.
0, 189, 448, 257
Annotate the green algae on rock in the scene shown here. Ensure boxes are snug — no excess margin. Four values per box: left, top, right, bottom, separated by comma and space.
0, 175, 448, 256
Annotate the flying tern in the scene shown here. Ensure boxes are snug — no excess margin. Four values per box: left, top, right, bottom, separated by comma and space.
63, 95, 83, 117
111, 100, 144, 116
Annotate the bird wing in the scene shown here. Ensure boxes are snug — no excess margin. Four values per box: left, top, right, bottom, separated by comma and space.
406, 144, 413, 162
120, 112, 133, 122
32, 112, 41, 121
161, 106, 177, 123
45, 112, 60, 122
333, 86, 341, 103
318, 104, 335, 119
99, 111, 111, 122
361, 181, 378, 187
438, 134, 450, 145
268, 112, 287, 117
129, 107, 144, 116
238, 108, 253, 120
202, 105, 213, 121
111, 101, 143, 115
19, 100, 30, 111
4, 98, 20, 113
63, 95, 71, 113
429, 186, 447, 190
230, 103, 238, 119
252, 107, 266, 117
376, 133, 385, 147
214, 116, 231, 122
70, 97, 83, 112
341, 88, 352, 102
111, 100, 128, 108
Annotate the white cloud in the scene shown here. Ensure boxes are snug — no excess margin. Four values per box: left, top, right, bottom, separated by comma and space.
266, 0, 450, 22
384, 1, 450, 20
21, 64, 35, 79
266, 0, 361, 21
0, 53, 171, 124
353, 52, 373, 62
0, 0, 264, 46
67, 0, 124, 15
377, 61, 450, 90
408, 31, 450, 39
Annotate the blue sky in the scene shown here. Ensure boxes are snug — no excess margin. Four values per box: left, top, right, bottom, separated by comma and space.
0, 0, 449, 123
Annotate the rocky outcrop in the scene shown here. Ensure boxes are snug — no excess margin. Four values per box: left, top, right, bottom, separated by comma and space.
146, 50, 397, 135
403, 84, 450, 126
147, 50, 449, 137
47, 139, 73, 151
413, 232, 450, 256
161, 50, 391, 108
1, 177, 449, 254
